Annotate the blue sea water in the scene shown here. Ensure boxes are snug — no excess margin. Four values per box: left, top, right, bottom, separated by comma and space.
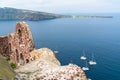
0, 14, 120, 80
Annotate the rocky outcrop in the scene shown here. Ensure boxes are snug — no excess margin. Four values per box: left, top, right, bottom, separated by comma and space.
15, 48, 87, 80
30, 48, 60, 65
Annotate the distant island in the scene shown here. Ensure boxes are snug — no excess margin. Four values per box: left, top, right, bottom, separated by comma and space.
0, 7, 65, 21
0, 7, 113, 21
71, 15, 113, 19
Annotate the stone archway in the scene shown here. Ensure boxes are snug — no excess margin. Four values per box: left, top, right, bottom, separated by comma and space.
20, 53, 24, 65
16, 49, 19, 63
18, 29, 22, 44
9, 43, 11, 53
26, 59, 29, 63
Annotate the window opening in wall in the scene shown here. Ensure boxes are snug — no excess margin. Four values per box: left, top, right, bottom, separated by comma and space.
16, 49, 19, 63
20, 53, 24, 65
18, 29, 22, 44
26, 59, 29, 63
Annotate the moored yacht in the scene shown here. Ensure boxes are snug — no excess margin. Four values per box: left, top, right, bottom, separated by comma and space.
80, 56, 87, 60
89, 60, 97, 65
54, 50, 59, 53
82, 61, 89, 71
80, 50, 87, 60
89, 53, 97, 65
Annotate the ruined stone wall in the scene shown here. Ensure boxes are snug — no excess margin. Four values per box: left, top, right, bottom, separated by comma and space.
9, 22, 35, 66
0, 36, 10, 57
0, 22, 35, 66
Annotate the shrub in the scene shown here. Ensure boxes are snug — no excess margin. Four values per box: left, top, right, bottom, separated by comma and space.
10, 62, 16, 69
6, 57, 10, 61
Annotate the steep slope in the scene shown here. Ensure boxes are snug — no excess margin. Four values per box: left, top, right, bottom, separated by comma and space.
0, 7, 63, 20
0, 55, 15, 80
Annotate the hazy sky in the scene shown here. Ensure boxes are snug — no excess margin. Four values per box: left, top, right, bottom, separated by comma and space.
0, 0, 120, 13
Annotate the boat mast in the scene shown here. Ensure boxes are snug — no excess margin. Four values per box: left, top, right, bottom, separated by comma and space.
92, 53, 95, 61
83, 50, 85, 56
86, 61, 88, 67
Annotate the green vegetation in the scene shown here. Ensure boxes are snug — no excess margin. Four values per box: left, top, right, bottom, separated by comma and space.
10, 62, 16, 69
6, 57, 10, 61
5, 57, 16, 69
0, 55, 15, 80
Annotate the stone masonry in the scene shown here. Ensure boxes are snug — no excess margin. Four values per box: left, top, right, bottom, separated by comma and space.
0, 22, 35, 66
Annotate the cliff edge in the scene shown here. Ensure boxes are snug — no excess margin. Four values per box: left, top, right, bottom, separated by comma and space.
0, 22, 87, 80
15, 48, 87, 80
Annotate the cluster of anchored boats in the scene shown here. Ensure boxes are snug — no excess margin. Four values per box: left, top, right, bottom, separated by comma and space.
53, 49, 97, 71
80, 50, 97, 71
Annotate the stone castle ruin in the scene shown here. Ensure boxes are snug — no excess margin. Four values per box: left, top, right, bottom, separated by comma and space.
0, 22, 35, 66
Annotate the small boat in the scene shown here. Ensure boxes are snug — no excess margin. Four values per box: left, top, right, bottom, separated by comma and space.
54, 51, 58, 53
80, 50, 87, 60
89, 53, 97, 65
82, 61, 89, 71
82, 67, 89, 71
88, 78, 92, 80
80, 56, 87, 60
89, 61, 97, 65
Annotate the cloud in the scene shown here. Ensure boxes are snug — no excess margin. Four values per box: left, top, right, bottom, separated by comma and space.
0, 0, 119, 13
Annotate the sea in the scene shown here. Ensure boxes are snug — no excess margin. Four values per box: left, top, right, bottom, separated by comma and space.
0, 13, 120, 80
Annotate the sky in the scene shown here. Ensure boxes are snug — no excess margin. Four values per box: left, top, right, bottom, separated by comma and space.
0, 0, 120, 13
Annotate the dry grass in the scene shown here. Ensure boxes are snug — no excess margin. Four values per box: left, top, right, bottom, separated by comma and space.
0, 55, 15, 80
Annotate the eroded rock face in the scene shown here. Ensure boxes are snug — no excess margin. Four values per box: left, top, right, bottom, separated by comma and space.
15, 59, 87, 80
30, 48, 60, 65
15, 48, 87, 80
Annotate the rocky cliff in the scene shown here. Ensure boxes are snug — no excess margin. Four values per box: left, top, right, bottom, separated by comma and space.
15, 48, 87, 80
30, 48, 61, 65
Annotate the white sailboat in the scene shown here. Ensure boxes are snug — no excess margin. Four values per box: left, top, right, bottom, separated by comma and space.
82, 61, 89, 71
80, 50, 87, 60
54, 46, 59, 53
87, 78, 92, 80
54, 50, 59, 53
89, 53, 97, 65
